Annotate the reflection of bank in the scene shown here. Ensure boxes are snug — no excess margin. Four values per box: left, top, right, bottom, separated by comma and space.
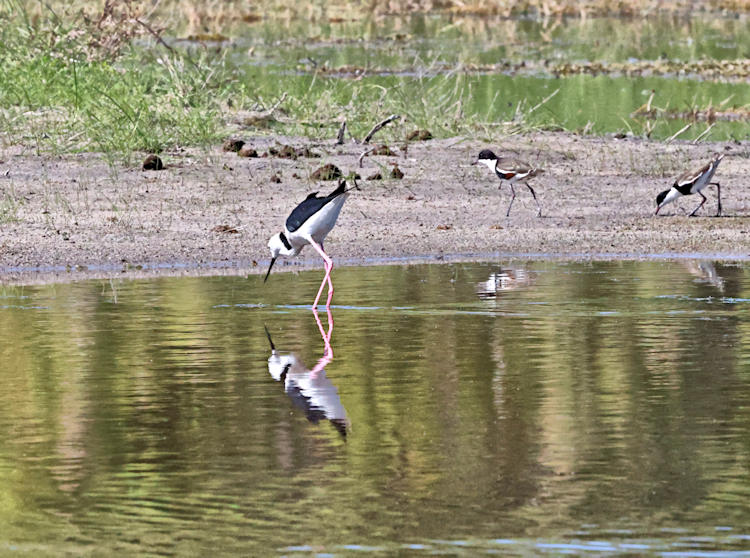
265, 310, 348, 438
476, 268, 534, 299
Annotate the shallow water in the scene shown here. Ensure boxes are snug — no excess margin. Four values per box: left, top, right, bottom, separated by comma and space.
225, 13, 750, 140
1, 260, 750, 555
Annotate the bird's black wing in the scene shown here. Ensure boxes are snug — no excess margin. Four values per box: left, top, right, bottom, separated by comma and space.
285, 181, 347, 232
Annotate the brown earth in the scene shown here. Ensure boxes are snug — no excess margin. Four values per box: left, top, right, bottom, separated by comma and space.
0, 132, 748, 285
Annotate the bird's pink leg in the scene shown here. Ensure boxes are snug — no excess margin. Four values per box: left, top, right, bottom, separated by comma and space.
308, 239, 334, 308
312, 306, 334, 362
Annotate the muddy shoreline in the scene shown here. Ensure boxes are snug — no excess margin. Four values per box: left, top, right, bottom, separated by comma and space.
1, 131, 749, 285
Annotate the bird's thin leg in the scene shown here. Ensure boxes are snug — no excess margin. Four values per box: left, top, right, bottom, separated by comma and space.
689, 192, 707, 217
505, 183, 517, 217
308, 238, 334, 308
709, 182, 721, 216
525, 181, 542, 217
311, 306, 334, 362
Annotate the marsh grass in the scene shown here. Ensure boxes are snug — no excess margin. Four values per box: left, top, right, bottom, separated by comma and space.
3, 0, 745, 162
0, 0, 237, 163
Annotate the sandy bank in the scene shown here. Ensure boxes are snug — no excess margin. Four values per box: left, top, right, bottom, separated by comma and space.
1, 132, 748, 284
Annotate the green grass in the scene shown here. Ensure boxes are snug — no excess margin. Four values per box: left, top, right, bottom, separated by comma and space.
0, 0, 239, 164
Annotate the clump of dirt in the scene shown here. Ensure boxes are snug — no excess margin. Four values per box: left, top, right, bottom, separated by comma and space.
371, 144, 396, 156
267, 144, 320, 159
390, 164, 404, 179
312, 164, 343, 180
407, 130, 433, 141
367, 172, 382, 180
142, 154, 164, 170
238, 145, 259, 158
222, 138, 245, 152
212, 225, 239, 233
270, 173, 282, 183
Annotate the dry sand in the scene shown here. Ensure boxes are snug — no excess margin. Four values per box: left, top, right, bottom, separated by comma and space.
1, 131, 748, 285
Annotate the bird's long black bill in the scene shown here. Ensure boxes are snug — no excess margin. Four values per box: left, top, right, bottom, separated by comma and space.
264, 257, 277, 283
263, 325, 276, 352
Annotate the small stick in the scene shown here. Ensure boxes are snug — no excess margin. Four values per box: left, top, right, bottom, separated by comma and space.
358, 146, 376, 167
692, 123, 715, 144
666, 123, 691, 143
136, 18, 176, 55
363, 114, 400, 144
336, 121, 347, 145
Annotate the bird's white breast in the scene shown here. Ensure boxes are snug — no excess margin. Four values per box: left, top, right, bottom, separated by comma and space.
291, 193, 349, 245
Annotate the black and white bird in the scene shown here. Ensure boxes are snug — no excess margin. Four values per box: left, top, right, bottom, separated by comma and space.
656, 153, 724, 216
473, 149, 544, 217
265, 180, 352, 308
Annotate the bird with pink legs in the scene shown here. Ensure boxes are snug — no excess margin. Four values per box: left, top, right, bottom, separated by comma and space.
264, 179, 354, 309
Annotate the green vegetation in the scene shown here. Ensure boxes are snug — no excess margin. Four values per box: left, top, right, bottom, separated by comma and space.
3, 0, 750, 162
0, 0, 238, 162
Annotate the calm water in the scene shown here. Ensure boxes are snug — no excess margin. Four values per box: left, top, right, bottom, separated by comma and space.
225, 14, 750, 140
1, 260, 750, 555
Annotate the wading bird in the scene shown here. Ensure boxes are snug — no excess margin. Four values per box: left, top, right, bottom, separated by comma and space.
656, 153, 724, 216
265, 180, 353, 308
473, 149, 544, 217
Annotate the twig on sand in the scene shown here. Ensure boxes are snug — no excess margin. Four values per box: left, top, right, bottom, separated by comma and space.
358, 146, 376, 167
363, 114, 400, 144
336, 121, 347, 145
666, 123, 691, 143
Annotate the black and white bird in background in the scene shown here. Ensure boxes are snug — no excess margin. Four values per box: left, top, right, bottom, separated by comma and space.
473, 149, 545, 217
656, 153, 724, 217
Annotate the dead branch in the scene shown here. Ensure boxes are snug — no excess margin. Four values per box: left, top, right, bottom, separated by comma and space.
358, 146, 376, 167
363, 114, 400, 144
336, 121, 347, 145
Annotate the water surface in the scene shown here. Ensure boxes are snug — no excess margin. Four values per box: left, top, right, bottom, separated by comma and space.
1, 260, 750, 554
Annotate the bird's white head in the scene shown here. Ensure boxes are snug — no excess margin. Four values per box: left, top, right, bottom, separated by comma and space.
473, 149, 499, 172
264, 232, 296, 283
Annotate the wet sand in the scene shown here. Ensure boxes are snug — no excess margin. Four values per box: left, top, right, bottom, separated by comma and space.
1, 132, 748, 284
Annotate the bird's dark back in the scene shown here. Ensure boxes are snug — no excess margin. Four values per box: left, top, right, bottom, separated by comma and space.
285, 181, 347, 233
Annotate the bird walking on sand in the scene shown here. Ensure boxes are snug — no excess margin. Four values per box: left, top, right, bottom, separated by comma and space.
656, 153, 724, 216
265, 179, 353, 308
473, 149, 544, 217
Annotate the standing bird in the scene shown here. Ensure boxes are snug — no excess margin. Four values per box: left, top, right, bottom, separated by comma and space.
473, 149, 544, 217
656, 153, 724, 216
265, 180, 352, 308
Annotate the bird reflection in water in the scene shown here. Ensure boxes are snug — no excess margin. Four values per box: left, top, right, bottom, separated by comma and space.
265, 308, 348, 439
476, 267, 534, 299
683, 260, 725, 292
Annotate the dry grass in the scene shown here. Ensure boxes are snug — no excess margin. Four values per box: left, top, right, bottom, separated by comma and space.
20, 0, 750, 35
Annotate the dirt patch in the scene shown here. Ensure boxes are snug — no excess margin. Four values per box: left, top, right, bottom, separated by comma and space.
1, 132, 749, 284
